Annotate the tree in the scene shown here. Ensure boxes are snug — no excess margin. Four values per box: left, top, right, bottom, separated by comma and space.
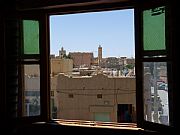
125, 64, 134, 69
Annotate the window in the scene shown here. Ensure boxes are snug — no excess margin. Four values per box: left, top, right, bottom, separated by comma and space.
17, 0, 175, 132
19, 20, 41, 117
49, 9, 136, 123
135, 1, 174, 131
97, 94, 102, 99
18, 14, 49, 121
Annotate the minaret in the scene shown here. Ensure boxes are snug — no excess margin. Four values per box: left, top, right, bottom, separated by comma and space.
98, 45, 102, 65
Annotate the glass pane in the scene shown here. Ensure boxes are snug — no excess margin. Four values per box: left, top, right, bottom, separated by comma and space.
23, 20, 39, 54
143, 62, 169, 125
143, 7, 165, 50
23, 65, 40, 116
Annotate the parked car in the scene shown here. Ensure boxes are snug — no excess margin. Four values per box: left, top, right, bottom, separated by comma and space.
158, 83, 168, 91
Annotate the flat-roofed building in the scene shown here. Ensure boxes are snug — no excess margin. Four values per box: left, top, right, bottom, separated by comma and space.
69, 52, 94, 68
52, 73, 136, 122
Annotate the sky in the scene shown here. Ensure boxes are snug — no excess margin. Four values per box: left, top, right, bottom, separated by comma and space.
50, 9, 134, 58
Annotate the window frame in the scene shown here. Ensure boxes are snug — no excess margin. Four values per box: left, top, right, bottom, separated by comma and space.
17, 0, 175, 132
18, 12, 50, 122
135, 0, 174, 132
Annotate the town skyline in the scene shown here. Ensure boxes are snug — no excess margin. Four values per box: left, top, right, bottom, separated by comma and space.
50, 9, 134, 58
51, 46, 135, 59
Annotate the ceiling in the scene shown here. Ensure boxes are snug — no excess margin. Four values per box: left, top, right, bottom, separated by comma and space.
15, 0, 133, 11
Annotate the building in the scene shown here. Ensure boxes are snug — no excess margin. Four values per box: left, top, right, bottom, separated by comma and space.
24, 75, 40, 116
50, 57, 73, 75
101, 57, 120, 69
126, 58, 135, 66
98, 45, 102, 65
59, 47, 66, 58
69, 52, 94, 68
53, 73, 136, 122
24, 65, 40, 76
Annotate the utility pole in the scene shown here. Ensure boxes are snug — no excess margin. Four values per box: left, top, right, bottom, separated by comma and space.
144, 72, 152, 121
153, 62, 159, 123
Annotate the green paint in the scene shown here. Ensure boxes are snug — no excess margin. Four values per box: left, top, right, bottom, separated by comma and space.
94, 112, 110, 122
23, 20, 39, 54
143, 7, 165, 50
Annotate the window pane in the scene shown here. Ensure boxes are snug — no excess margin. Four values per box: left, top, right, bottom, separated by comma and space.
143, 7, 165, 50
23, 65, 40, 116
143, 62, 169, 125
23, 20, 39, 54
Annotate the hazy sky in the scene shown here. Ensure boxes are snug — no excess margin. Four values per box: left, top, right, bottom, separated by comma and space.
50, 9, 134, 58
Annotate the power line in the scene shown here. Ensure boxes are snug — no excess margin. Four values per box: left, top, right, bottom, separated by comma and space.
56, 91, 135, 96
52, 88, 135, 91
25, 88, 136, 91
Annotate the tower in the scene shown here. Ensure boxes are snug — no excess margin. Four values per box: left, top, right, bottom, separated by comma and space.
59, 47, 66, 58
98, 45, 102, 65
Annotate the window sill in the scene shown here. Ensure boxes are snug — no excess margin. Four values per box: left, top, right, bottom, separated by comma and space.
16, 120, 165, 135
51, 119, 142, 130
